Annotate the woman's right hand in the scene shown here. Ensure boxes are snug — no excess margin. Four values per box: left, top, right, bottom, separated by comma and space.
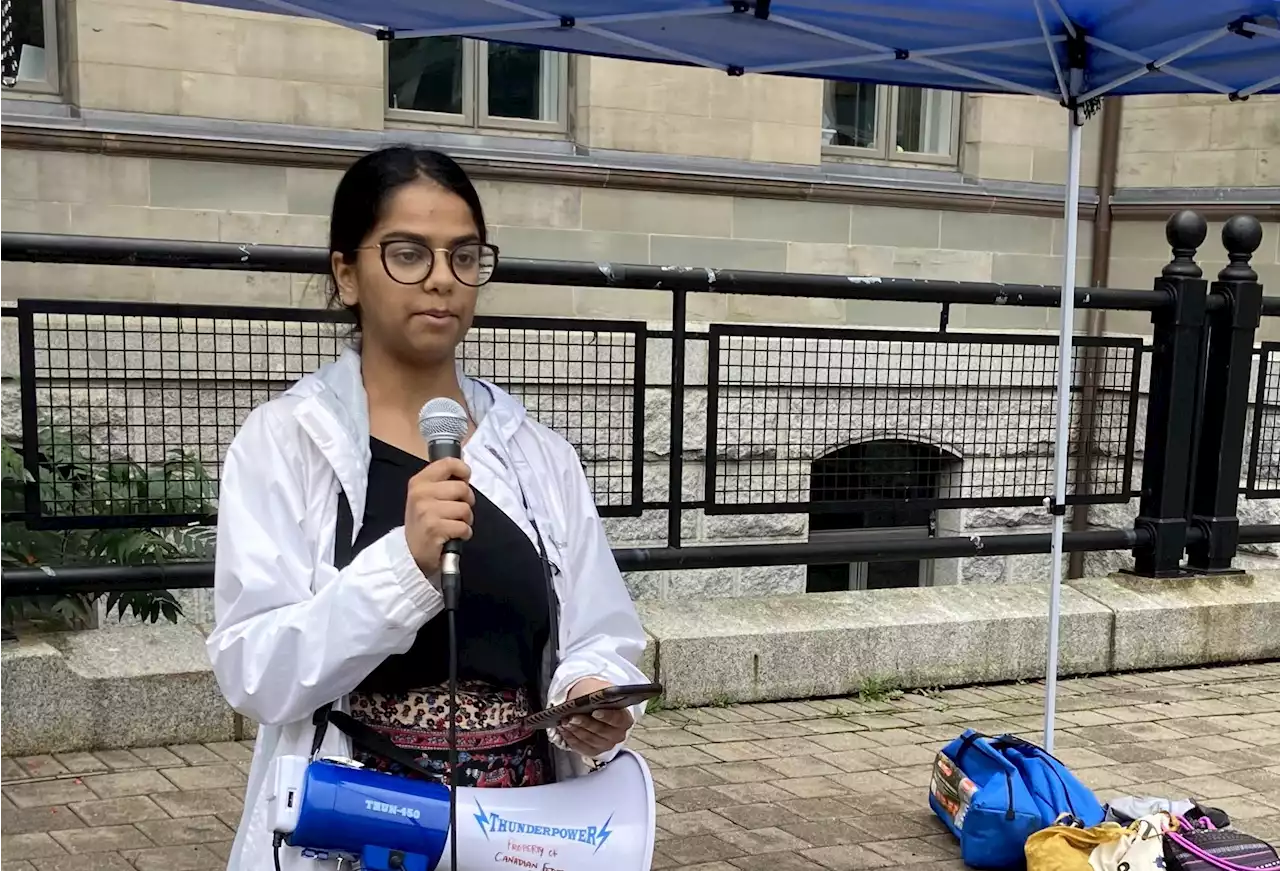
404, 458, 475, 577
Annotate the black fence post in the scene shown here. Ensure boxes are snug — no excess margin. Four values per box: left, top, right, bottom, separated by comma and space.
1186, 215, 1265, 572
1131, 210, 1210, 577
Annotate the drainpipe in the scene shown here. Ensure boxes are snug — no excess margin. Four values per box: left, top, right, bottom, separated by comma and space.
1068, 97, 1123, 579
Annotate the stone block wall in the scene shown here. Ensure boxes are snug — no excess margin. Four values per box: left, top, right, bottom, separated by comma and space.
1118, 95, 1280, 189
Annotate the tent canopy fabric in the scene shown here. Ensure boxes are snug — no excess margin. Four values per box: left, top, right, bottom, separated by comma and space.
191, 0, 1280, 101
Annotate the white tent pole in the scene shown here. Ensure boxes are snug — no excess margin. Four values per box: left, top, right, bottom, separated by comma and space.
1043, 109, 1083, 754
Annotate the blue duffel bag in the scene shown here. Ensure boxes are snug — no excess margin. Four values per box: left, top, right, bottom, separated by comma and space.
928, 730, 1105, 870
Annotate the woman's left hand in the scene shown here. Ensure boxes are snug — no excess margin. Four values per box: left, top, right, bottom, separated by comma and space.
557, 678, 634, 757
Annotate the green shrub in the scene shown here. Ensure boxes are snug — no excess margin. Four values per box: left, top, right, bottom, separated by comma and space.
1, 427, 216, 631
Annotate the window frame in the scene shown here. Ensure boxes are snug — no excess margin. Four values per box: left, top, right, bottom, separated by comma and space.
821, 82, 962, 167
385, 37, 570, 135
4, 0, 61, 97
808, 525, 935, 591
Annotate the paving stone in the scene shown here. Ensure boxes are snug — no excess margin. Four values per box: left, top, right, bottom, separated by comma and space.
3, 807, 85, 836
822, 751, 885, 773
14, 758, 69, 779
166, 746, 222, 766
2, 861, 37, 871
204, 841, 234, 861
711, 783, 796, 806
119, 845, 224, 871
878, 767, 934, 789
81, 771, 176, 801
2, 834, 68, 861
651, 767, 726, 789
153, 789, 244, 819
133, 816, 233, 848
864, 838, 952, 863
128, 749, 184, 769
89, 752, 147, 772
749, 722, 814, 739
68, 796, 169, 828
659, 810, 740, 837
687, 725, 765, 743
729, 851, 826, 871
3, 781, 97, 810
715, 804, 806, 830
203, 743, 253, 763
1170, 775, 1254, 799
867, 745, 938, 768
828, 771, 912, 794
159, 765, 246, 792
778, 798, 858, 822
775, 777, 849, 798
2, 758, 30, 782
801, 843, 896, 870
701, 762, 782, 784
644, 729, 704, 748
781, 820, 875, 848
646, 747, 721, 768
31, 854, 136, 871
662, 835, 745, 865
49, 826, 152, 855
803, 721, 864, 736
762, 756, 843, 779
811, 733, 879, 753
847, 815, 941, 841
700, 742, 779, 763
1209, 796, 1280, 820
49, 756, 107, 776
716, 826, 811, 854
661, 787, 736, 813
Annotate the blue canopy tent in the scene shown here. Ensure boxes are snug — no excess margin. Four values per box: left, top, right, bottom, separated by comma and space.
178, 0, 1280, 749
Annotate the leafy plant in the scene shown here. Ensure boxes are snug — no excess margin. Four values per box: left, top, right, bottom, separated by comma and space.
2, 427, 217, 631
856, 675, 904, 703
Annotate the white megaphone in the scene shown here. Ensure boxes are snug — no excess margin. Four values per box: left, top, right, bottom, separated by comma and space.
266, 749, 657, 871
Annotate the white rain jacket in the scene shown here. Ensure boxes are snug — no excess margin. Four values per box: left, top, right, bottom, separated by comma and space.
207, 348, 649, 871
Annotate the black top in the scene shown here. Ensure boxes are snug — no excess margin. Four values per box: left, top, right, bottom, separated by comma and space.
352, 438, 551, 697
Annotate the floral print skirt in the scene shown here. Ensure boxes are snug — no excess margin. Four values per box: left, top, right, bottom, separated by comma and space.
348, 682, 550, 788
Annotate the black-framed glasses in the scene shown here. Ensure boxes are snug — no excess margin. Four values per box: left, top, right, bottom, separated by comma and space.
363, 240, 499, 288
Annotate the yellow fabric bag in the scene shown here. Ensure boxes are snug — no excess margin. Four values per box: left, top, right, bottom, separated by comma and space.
1025, 818, 1126, 871
1027, 814, 1177, 871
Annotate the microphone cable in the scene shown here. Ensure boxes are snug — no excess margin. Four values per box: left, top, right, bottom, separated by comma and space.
447, 601, 459, 871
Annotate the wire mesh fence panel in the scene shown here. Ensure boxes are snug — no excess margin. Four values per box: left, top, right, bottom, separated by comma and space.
704, 325, 1143, 514
11, 301, 644, 527
1247, 343, 1280, 498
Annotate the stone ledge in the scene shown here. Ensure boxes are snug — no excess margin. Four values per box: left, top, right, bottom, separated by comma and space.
3, 573, 1278, 754
640, 582, 1116, 705
1, 624, 234, 757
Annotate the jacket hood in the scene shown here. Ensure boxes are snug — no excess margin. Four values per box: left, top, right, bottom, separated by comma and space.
281, 347, 528, 530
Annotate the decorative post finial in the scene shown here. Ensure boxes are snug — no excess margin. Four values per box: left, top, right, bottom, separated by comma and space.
1163, 210, 1207, 279
1219, 214, 1263, 283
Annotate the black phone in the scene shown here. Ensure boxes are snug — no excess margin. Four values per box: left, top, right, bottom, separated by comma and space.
523, 682, 664, 731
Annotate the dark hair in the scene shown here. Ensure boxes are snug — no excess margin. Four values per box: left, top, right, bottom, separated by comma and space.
327, 146, 488, 329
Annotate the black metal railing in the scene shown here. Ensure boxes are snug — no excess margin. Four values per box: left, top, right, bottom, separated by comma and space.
1, 208, 1276, 597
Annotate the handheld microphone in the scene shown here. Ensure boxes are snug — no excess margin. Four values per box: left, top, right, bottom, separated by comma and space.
416, 396, 469, 871
417, 397, 469, 614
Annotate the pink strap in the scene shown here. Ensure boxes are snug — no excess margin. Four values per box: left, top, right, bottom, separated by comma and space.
1165, 829, 1263, 871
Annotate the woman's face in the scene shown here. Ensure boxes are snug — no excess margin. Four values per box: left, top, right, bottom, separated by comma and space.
333, 179, 480, 367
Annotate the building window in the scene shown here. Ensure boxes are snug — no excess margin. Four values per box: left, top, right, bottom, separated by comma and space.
387, 37, 568, 133
2, 0, 59, 94
806, 440, 958, 592
822, 82, 960, 165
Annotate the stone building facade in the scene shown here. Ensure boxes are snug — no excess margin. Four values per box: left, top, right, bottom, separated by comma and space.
2, 0, 1279, 605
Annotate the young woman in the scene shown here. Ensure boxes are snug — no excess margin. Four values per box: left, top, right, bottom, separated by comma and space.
207, 146, 649, 871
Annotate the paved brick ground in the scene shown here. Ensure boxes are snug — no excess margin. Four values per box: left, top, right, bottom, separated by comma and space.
4, 663, 1280, 871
